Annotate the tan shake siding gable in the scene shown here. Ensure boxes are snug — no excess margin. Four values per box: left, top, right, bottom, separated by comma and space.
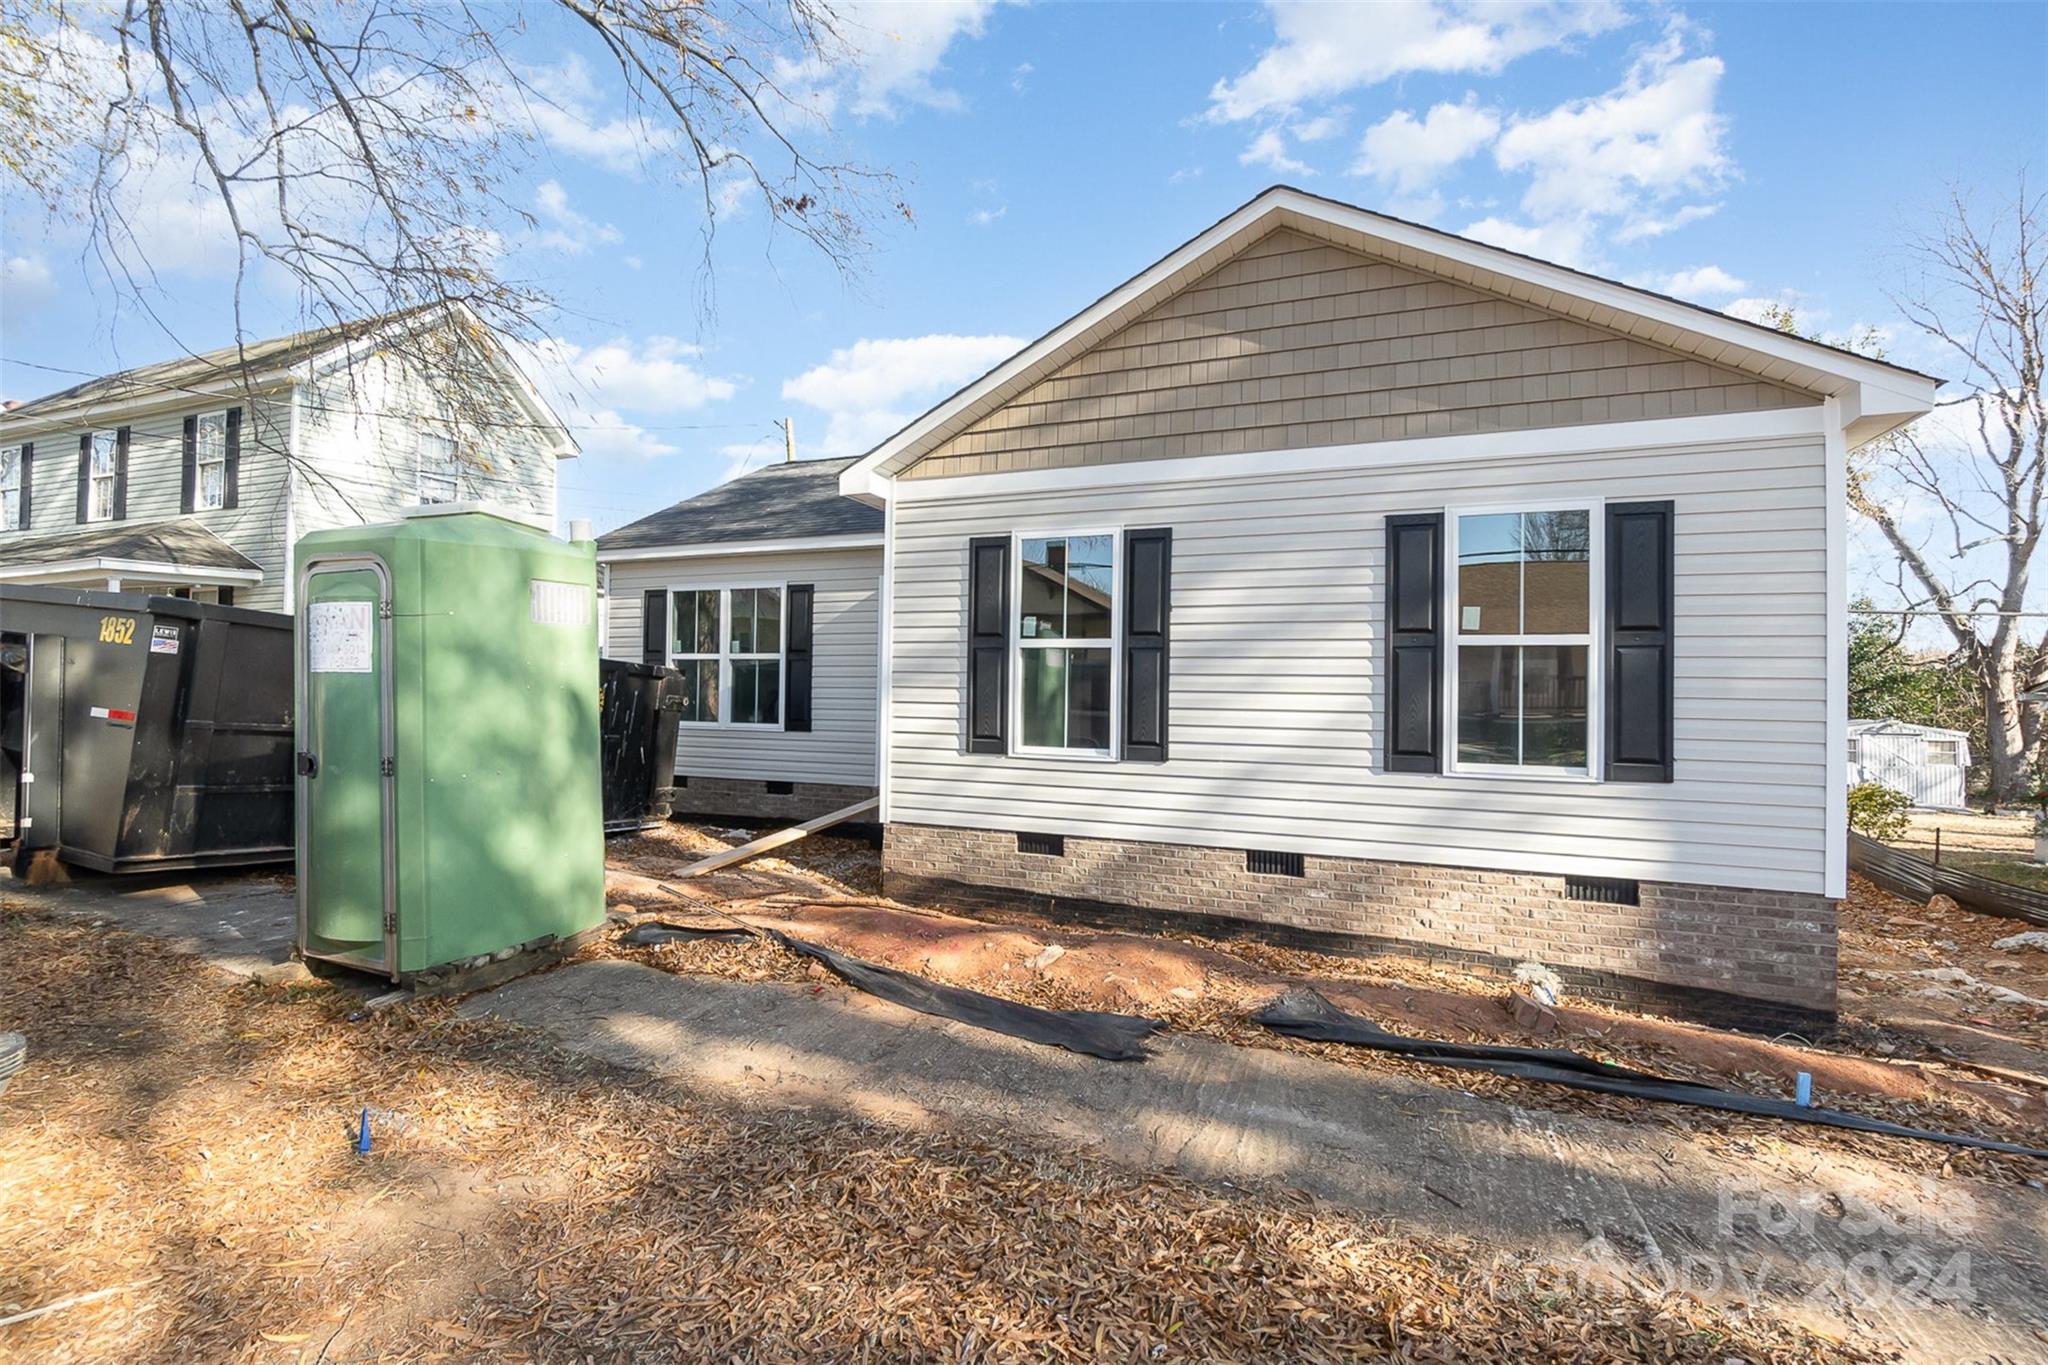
903, 227, 1819, 479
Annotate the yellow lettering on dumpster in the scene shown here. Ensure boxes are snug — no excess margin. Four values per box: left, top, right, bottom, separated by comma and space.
97, 616, 137, 645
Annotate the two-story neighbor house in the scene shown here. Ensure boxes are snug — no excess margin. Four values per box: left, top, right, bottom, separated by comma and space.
0, 307, 574, 611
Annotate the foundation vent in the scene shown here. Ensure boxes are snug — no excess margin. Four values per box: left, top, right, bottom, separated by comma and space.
765, 780, 795, 795
1565, 875, 1640, 906
1017, 832, 1065, 857
1246, 849, 1306, 878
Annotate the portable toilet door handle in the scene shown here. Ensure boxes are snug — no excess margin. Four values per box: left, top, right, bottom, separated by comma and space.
296, 750, 319, 778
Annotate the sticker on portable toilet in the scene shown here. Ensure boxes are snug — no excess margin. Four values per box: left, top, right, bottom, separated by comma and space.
150, 624, 181, 655
308, 600, 374, 673
530, 579, 591, 627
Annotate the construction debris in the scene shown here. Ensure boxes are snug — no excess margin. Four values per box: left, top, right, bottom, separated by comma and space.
667, 797, 879, 879
1996, 931, 2048, 954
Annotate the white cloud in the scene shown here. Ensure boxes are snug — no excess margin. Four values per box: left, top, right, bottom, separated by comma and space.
835, 1, 1002, 117
1207, 0, 1624, 123
1239, 127, 1314, 176
520, 57, 674, 176
1461, 214, 1595, 268
2, 253, 58, 316
782, 333, 1023, 456
533, 180, 623, 255
1351, 96, 1500, 191
1722, 293, 1810, 328
521, 334, 739, 461
1492, 23, 1730, 230
1652, 264, 1746, 299
1168, 166, 1205, 185
1289, 113, 1343, 143
1613, 202, 1720, 243
1010, 61, 1034, 94
969, 205, 1008, 226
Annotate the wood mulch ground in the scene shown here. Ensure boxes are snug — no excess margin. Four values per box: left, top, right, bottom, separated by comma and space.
0, 909, 1882, 1364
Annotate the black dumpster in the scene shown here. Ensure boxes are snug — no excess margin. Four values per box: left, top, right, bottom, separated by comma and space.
1, 586, 294, 873
599, 657, 683, 834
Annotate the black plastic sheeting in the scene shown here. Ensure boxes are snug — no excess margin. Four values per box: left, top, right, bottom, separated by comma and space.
617, 917, 1163, 1061
767, 930, 1163, 1061
1255, 990, 2048, 1161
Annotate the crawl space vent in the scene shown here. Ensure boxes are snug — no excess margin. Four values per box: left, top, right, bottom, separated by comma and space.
1017, 832, 1065, 857
1246, 849, 1305, 877
765, 780, 795, 795
1565, 875, 1640, 906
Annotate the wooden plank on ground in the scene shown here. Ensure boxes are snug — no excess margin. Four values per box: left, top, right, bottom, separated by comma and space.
671, 798, 879, 879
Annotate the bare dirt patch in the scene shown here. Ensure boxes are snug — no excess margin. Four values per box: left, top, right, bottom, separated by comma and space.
0, 910, 1879, 1363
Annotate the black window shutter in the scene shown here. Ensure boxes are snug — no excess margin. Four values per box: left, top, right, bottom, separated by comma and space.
786, 583, 815, 733
1121, 527, 1172, 762
223, 407, 242, 509
113, 427, 130, 519
181, 415, 199, 513
1606, 500, 1676, 782
75, 433, 90, 522
967, 535, 1010, 754
15, 442, 28, 529
641, 588, 668, 665
1385, 512, 1444, 773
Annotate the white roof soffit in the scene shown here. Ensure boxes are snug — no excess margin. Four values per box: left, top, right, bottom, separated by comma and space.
841, 186, 1940, 500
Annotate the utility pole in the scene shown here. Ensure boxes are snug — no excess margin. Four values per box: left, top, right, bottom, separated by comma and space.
777, 417, 796, 463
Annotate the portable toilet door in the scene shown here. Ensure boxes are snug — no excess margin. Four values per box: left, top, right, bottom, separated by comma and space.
296, 554, 398, 978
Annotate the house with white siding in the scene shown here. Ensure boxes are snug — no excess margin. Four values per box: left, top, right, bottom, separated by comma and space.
837, 186, 1940, 1032
598, 457, 882, 822
0, 307, 573, 612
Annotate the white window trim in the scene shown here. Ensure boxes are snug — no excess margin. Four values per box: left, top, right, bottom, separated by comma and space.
668, 579, 788, 731
87, 430, 119, 523
0, 444, 21, 530
195, 410, 229, 511
417, 431, 461, 505
1008, 526, 1122, 761
1441, 498, 1605, 781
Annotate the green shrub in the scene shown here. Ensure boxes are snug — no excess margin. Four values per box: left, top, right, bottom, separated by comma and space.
1847, 781, 1913, 843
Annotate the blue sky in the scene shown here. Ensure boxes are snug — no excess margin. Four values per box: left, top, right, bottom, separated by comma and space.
3, 0, 2043, 567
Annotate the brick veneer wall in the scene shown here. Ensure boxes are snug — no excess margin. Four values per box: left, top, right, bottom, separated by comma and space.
672, 777, 877, 824
883, 823, 1838, 1035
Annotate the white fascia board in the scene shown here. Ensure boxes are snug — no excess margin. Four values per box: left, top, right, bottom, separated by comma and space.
0, 375, 295, 438
0, 557, 265, 585
595, 532, 884, 563
842, 185, 1938, 497
892, 407, 1828, 505
1823, 396, 1850, 901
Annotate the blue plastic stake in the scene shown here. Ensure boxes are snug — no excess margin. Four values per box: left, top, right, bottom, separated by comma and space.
356, 1107, 372, 1154
1795, 1072, 1813, 1108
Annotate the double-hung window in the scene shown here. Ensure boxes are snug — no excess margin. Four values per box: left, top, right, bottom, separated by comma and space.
1448, 504, 1599, 776
418, 433, 460, 504
671, 585, 784, 728
195, 412, 228, 510
0, 446, 21, 529
1014, 532, 1117, 755
86, 431, 118, 522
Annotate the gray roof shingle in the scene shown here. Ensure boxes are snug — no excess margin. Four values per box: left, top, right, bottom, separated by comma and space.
0, 518, 262, 573
597, 457, 882, 552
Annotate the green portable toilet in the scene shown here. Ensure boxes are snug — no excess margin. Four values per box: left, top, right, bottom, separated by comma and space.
293, 508, 604, 980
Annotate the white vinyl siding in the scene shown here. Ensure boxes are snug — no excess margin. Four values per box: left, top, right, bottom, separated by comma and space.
888, 431, 1832, 895
604, 546, 882, 788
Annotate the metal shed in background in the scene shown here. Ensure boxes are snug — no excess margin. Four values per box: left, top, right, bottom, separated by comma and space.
1, 585, 294, 873
1848, 718, 1972, 810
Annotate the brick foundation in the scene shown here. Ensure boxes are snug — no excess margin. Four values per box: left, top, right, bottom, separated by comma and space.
883, 823, 1837, 1036
671, 775, 877, 826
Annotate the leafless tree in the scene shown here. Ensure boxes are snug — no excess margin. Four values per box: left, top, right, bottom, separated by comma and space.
1851, 178, 2046, 802
1, 0, 896, 437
